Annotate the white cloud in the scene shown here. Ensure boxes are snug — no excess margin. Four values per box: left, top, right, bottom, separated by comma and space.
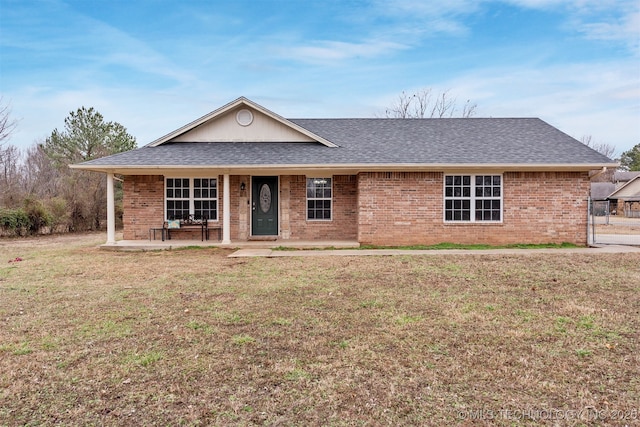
500, 0, 640, 55
276, 39, 409, 64
375, 0, 640, 56
77, 17, 196, 85
375, 0, 480, 17
370, 0, 478, 38
575, 8, 640, 55
434, 60, 640, 154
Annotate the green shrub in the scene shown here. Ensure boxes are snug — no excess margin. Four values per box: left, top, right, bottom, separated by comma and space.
0, 208, 30, 235
46, 197, 69, 233
24, 198, 53, 234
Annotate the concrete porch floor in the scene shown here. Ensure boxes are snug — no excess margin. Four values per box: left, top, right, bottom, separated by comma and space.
100, 238, 360, 251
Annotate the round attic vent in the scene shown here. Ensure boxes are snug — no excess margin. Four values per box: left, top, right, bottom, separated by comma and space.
236, 109, 253, 126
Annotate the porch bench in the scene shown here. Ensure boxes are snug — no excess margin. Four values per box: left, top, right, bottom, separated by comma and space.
158, 220, 222, 241
204, 222, 222, 241
148, 227, 166, 241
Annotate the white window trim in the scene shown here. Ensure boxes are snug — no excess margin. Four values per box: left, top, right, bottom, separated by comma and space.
306, 176, 333, 221
165, 177, 219, 222
443, 174, 503, 223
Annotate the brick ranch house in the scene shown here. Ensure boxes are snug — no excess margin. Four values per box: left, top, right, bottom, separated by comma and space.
72, 97, 616, 247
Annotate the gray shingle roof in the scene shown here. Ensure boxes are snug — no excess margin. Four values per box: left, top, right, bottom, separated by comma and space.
591, 182, 616, 200
613, 171, 640, 182
75, 117, 615, 169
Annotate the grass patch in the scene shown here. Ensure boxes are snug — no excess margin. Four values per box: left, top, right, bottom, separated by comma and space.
575, 348, 593, 358
123, 350, 164, 367
171, 245, 208, 251
186, 320, 215, 334
231, 334, 256, 345
272, 246, 299, 251
554, 316, 572, 334
358, 242, 579, 250
0, 233, 638, 426
271, 317, 292, 326
359, 299, 381, 309
270, 241, 581, 251
395, 314, 423, 325
285, 368, 312, 381
0, 342, 33, 355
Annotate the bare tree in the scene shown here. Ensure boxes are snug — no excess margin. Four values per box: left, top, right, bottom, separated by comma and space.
581, 136, 618, 182
0, 144, 23, 207
0, 97, 18, 147
581, 135, 617, 159
22, 142, 61, 198
385, 88, 477, 118
0, 97, 19, 201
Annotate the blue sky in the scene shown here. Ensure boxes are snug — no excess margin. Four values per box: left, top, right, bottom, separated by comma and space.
1, 0, 638, 156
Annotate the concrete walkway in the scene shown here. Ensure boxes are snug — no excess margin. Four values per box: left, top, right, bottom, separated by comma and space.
593, 234, 640, 246
229, 244, 640, 258
100, 237, 639, 257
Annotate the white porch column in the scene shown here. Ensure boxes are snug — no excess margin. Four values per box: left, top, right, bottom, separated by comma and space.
222, 173, 231, 244
106, 172, 116, 245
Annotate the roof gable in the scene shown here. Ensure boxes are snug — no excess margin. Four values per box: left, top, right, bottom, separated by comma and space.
609, 175, 640, 199
148, 97, 337, 147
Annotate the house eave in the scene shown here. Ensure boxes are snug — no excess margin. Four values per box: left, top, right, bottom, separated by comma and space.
70, 162, 619, 176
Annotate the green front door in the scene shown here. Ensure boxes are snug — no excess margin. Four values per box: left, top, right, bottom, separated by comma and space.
252, 176, 278, 236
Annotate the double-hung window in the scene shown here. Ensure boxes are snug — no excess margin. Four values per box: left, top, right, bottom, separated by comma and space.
444, 175, 502, 222
166, 178, 217, 221
306, 177, 332, 220
193, 178, 218, 220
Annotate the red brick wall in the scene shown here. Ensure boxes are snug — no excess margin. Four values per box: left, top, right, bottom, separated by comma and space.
285, 175, 358, 240
124, 171, 589, 245
357, 171, 590, 246
123, 175, 224, 241
122, 175, 164, 240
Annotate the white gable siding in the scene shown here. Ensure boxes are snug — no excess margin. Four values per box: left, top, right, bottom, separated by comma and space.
171, 107, 316, 143
611, 178, 640, 199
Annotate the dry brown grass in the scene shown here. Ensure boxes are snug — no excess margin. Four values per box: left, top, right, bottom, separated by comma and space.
1, 234, 639, 426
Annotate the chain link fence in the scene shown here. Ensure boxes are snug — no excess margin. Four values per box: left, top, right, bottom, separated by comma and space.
588, 198, 640, 246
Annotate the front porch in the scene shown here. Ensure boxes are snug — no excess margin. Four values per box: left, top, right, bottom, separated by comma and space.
111, 173, 359, 244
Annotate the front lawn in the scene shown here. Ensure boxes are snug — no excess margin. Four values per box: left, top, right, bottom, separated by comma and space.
1, 235, 638, 425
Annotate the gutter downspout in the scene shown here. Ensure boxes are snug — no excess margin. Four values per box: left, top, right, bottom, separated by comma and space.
590, 167, 608, 180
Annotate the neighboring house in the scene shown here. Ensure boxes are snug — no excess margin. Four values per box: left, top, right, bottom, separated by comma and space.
72, 97, 617, 246
613, 171, 640, 184
608, 174, 640, 218
590, 171, 640, 216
